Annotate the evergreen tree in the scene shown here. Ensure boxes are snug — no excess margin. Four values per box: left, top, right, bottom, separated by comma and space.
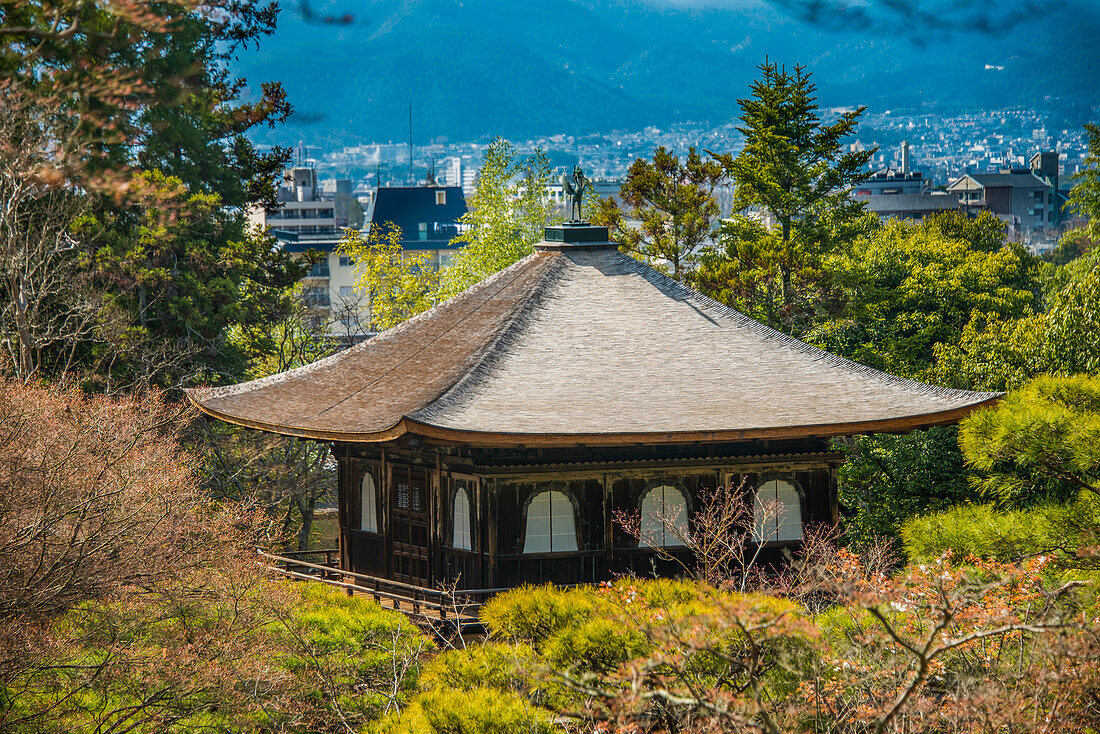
1, 1, 304, 388
959, 374, 1100, 506
592, 147, 724, 282
697, 61, 874, 334
1049, 122, 1100, 261
0, 1, 288, 193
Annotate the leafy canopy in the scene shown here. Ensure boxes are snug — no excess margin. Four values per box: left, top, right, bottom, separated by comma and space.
592, 146, 724, 282
809, 211, 1039, 382
932, 246, 1100, 391
437, 138, 557, 298
835, 427, 972, 550
343, 225, 439, 332
1064, 123, 1100, 244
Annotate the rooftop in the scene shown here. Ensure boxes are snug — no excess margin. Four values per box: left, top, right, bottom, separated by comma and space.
968, 172, 1048, 188
369, 185, 467, 249
188, 224, 1000, 447
858, 193, 967, 213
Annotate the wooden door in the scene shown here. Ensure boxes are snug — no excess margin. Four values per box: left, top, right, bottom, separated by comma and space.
391, 465, 430, 586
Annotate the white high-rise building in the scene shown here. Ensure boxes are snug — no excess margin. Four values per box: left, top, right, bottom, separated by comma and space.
442, 156, 463, 188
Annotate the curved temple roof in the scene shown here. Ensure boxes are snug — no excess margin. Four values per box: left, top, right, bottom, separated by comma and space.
187, 226, 1001, 446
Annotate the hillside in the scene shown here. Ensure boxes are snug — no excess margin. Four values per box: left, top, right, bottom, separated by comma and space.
235, 0, 1100, 146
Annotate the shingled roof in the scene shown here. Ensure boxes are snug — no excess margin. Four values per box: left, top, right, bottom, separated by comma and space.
187, 225, 1000, 446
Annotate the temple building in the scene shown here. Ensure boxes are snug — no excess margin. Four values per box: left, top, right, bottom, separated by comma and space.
188, 224, 999, 591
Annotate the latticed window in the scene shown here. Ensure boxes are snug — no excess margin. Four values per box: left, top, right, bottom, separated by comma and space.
452, 486, 472, 550
523, 490, 577, 553
360, 472, 377, 532
752, 479, 803, 543
639, 485, 689, 548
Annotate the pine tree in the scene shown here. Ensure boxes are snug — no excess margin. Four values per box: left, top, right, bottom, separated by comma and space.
698, 61, 875, 335
593, 146, 724, 282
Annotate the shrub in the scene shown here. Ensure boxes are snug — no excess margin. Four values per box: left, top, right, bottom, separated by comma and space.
375, 686, 555, 734
625, 578, 703, 607
419, 642, 538, 693
542, 616, 648, 675
268, 582, 433, 720
10, 580, 431, 733
902, 503, 1048, 562
480, 585, 603, 646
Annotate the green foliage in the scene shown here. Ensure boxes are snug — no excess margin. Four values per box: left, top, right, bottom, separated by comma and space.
461, 582, 818, 730
814, 604, 884, 646
812, 212, 1050, 549
697, 61, 875, 335
82, 170, 303, 388
1041, 249, 1100, 376
541, 616, 648, 675
13, 580, 430, 733
619, 577, 703, 608
1063, 122, 1100, 245
903, 492, 1100, 566
438, 139, 558, 298
933, 248, 1100, 391
0, 0, 298, 389
375, 687, 555, 734
133, 9, 290, 212
959, 374, 1100, 506
808, 211, 1038, 382
835, 427, 973, 550
592, 146, 723, 281
480, 584, 605, 647
343, 225, 439, 332
0, 1, 288, 195
226, 281, 336, 381
917, 207, 1010, 254
420, 642, 539, 694
902, 504, 1050, 563
269, 583, 430, 718
1043, 232, 1091, 266
926, 311, 1044, 392
482, 582, 811, 683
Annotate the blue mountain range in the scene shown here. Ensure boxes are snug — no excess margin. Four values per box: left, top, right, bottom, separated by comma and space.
236, 0, 1100, 146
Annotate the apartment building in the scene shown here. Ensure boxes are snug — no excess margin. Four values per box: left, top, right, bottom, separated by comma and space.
252, 173, 469, 341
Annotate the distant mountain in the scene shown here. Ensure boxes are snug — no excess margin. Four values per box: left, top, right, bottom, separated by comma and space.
234, 0, 1100, 146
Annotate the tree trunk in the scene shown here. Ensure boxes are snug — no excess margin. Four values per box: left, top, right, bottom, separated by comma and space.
295, 494, 315, 552
780, 218, 792, 321
10, 272, 35, 380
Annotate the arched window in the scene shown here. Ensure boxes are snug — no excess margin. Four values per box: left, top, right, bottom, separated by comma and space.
523, 490, 578, 553
452, 486, 472, 550
639, 485, 689, 548
360, 471, 377, 533
752, 479, 803, 543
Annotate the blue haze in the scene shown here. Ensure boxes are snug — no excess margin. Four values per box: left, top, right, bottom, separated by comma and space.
235, 0, 1100, 147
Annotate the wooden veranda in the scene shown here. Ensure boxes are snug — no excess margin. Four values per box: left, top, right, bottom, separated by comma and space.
258, 549, 503, 631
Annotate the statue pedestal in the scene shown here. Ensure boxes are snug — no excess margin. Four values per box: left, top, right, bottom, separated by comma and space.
535, 224, 616, 250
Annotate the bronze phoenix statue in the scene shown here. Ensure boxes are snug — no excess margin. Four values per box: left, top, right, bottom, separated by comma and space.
561, 166, 590, 222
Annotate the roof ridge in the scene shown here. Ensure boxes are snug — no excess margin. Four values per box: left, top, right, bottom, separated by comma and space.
409, 253, 571, 424
187, 250, 551, 404
307, 250, 557, 421
607, 250, 1001, 404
